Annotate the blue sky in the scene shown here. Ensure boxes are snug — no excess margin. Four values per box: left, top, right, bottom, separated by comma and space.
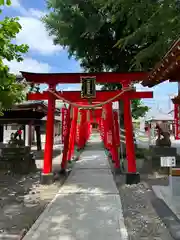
2, 0, 179, 117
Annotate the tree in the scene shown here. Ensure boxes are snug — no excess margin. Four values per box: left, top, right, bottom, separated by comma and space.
0, 0, 29, 114
106, 0, 180, 71
43, 0, 151, 119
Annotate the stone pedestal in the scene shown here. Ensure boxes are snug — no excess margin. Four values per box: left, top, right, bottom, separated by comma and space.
169, 168, 180, 196
0, 145, 37, 174
41, 173, 54, 185
148, 146, 177, 173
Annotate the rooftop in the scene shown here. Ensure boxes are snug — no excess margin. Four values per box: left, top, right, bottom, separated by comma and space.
142, 38, 180, 87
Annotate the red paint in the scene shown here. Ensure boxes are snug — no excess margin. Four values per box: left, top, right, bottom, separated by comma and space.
67, 107, 78, 160
174, 104, 180, 140
27, 90, 153, 102
43, 90, 55, 174
104, 104, 113, 150
22, 71, 148, 84
78, 110, 87, 149
99, 118, 105, 142
76, 126, 79, 145
101, 106, 108, 148
25, 71, 154, 175
113, 111, 120, 146
61, 108, 69, 143
61, 106, 72, 170
123, 97, 136, 172
18, 129, 22, 135
105, 104, 120, 169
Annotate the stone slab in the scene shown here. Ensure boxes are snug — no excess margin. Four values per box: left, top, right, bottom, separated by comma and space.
60, 169, 118, 194
74, 151, 110, 169
152, 185, 180, 220
152, 185, 180, 240
23, 139, 128, 240
23, 193, 125, 240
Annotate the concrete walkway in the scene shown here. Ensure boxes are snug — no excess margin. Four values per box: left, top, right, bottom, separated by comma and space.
23, 136, 127, 240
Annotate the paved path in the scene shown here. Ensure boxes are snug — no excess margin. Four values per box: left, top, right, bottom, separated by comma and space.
23, 136, 127, 240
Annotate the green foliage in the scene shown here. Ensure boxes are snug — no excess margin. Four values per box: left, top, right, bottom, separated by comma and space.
131, 99, 149, 119
43, 0, 132, 72
108, 0, 180, 70
44, 0, 180, 118
0, 0, 29, 114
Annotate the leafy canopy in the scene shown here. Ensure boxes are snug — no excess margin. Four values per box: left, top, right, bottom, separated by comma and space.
43, 0, 179, 118
0, 0, 29, 114
104, 0, 180, 71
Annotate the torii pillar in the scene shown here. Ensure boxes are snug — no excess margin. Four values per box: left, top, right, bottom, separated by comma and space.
41, 84, 56, 184
123, 84, 140, 184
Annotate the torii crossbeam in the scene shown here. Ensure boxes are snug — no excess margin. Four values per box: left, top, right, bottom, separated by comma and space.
21, 71, 153, 185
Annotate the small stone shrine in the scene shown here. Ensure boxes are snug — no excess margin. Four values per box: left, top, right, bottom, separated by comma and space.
0, 137, 36, 174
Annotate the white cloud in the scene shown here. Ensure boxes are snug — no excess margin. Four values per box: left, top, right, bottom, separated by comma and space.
16, 17, 62, 55
58, 84, 81, 91
135, 83, 155, 92
10, 1, 61, 55
11, 0, 28, 15
4, 58, 51, 74
28, 8, 47, 19
11, 0, 46, 19
57, 84, 103, 91
11, 0, 21, 8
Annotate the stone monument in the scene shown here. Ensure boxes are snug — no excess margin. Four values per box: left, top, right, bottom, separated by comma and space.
0, 133, 37, 174
148, 121, 178, 173
155, 121, 171, 147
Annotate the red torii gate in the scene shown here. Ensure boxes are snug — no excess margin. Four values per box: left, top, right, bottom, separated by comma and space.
22, 71, 153, 184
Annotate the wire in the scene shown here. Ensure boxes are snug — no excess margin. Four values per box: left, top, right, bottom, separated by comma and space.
48, 86, 133, 109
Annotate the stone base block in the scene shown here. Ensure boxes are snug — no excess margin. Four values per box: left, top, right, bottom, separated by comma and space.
41, 173, 54, 185
126, 172, 140, 185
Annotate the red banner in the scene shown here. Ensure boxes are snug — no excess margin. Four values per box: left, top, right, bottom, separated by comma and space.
113, 111, 120, 145
78, 110, 87, 149
104, 104, 113, 149
61, 108, 69, 143
61, 106, 72, 170
75, 125, 80, 145
174, 103, 180, 140
67, 107, 78, 160
99, 119, 104, 141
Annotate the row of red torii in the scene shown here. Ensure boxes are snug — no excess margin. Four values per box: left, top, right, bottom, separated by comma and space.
22, 71, 153, 184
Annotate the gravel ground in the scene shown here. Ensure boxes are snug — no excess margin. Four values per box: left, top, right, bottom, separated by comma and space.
0, 170, 66, 240
114, 174, 173, 240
